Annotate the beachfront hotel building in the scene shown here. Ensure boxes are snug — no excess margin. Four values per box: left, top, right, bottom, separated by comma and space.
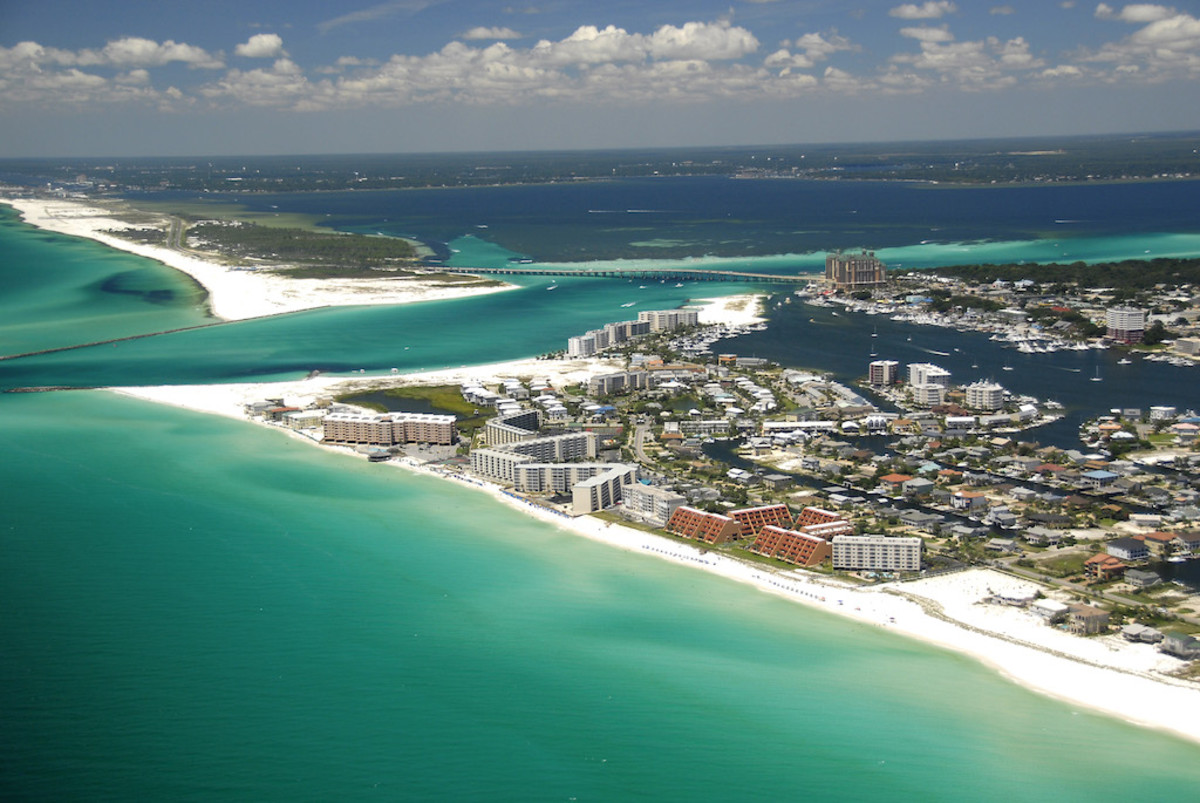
471, 432, 598, 484
750, 526, 833, 567
469, 430, 636, 515
824, 249, 887, 290
484, 410, 542, 446
1105, 306, 1146, 344
907, 362, 951, 387
322, 412, 457, 446
622, 484, 688, 527
831, 534, 923, 572
964, 381, 1005, 412
665, 506, 742, 545
730, 504, 794, 540
572, 465, 640, 517
639, 309, 700, 332
868, 360, 899, 386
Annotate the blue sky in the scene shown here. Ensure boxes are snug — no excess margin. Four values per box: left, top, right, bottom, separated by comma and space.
1, 1, 1198, 156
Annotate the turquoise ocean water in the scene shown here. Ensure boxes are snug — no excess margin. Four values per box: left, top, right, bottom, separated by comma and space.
5, 179, 1200, 799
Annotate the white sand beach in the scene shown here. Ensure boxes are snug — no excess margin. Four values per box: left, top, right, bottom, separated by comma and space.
690, 294, 767, 326
2, 196, 515, 321
109, 363, 1200, 748
3, 196, 770, 327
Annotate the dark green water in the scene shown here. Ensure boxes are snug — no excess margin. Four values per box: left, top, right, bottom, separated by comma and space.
5, 180, 1200, 799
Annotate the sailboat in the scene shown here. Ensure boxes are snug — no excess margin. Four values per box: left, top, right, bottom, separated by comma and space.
1090, 367, 1103, 382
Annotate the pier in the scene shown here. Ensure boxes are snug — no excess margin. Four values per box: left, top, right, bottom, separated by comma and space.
434, 265, 816, 285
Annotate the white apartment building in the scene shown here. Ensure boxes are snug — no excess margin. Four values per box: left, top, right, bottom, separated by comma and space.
1105, 306, 1146, 344
908, 362, 951, 387
964, 381, 1005, 411
622, 484, 688, 527
832, 534, 923, 572
322, 412, 457, 446
638, 309, 700, 332
572, 465, 640, 516
910, 384, 947, 408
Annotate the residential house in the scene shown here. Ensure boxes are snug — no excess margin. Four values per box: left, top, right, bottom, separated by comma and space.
1125, 569, 1161, 589
1172, 532, 1200, 557
1107, 537, 1149, 562
1141, 531, 1178, 557
1067, 604, 1110, 635
951, 490, 989, 512
1161, 632, 1200, 660
1121, 623, 1164, 643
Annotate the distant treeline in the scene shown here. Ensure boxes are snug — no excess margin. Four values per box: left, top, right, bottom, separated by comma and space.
188, 221, 416, 270
7, 132, 1199, 192
927, 257, 1200, 290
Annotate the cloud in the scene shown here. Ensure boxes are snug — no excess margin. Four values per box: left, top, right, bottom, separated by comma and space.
84, 37, 224, 69
462, 27, 522, 40
892, 33, 1045, 87
1095, 4, 1177, 23
317, 1, 441, 34
235, 34, 286, 59
899, 26, 955, 43
1040, 64, 1084, 77
889, 2, 957, 20
0, 37, 224, 73
765, 31, 856, 71
990, 5, 1015, 14
1080, 8, 1200, 78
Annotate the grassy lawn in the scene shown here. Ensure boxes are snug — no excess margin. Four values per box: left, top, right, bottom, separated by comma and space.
1038, 552, 1089, 577
338, 384, 492, 434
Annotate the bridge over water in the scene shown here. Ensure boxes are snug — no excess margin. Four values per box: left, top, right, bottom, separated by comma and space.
435, 265, 818, 285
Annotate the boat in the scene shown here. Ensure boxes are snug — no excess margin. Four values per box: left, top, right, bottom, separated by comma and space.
621, 302, 635, 307
1118, 357, 1132, 365
1090, 367, 1103, 382
546, 284, 558, 291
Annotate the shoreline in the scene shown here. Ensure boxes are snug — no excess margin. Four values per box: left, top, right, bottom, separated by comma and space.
106, 361, 1200, 748
1, 196, 517, 321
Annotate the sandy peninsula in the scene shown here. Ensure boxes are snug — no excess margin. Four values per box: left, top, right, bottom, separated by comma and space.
2, 196, 516, 321
110, 361, 1200, 749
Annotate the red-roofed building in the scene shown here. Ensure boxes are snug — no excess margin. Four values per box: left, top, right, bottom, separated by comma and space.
1142, 531, 1178, 556
793, 506, 845, 529
792, 506, 853, 540
878, 473, 914, 493
729, 504, 793, 540
1084, 553, 1126, 581
751, 526, 833, 566
665, 506, 741, 545
951, 490, 989, 511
